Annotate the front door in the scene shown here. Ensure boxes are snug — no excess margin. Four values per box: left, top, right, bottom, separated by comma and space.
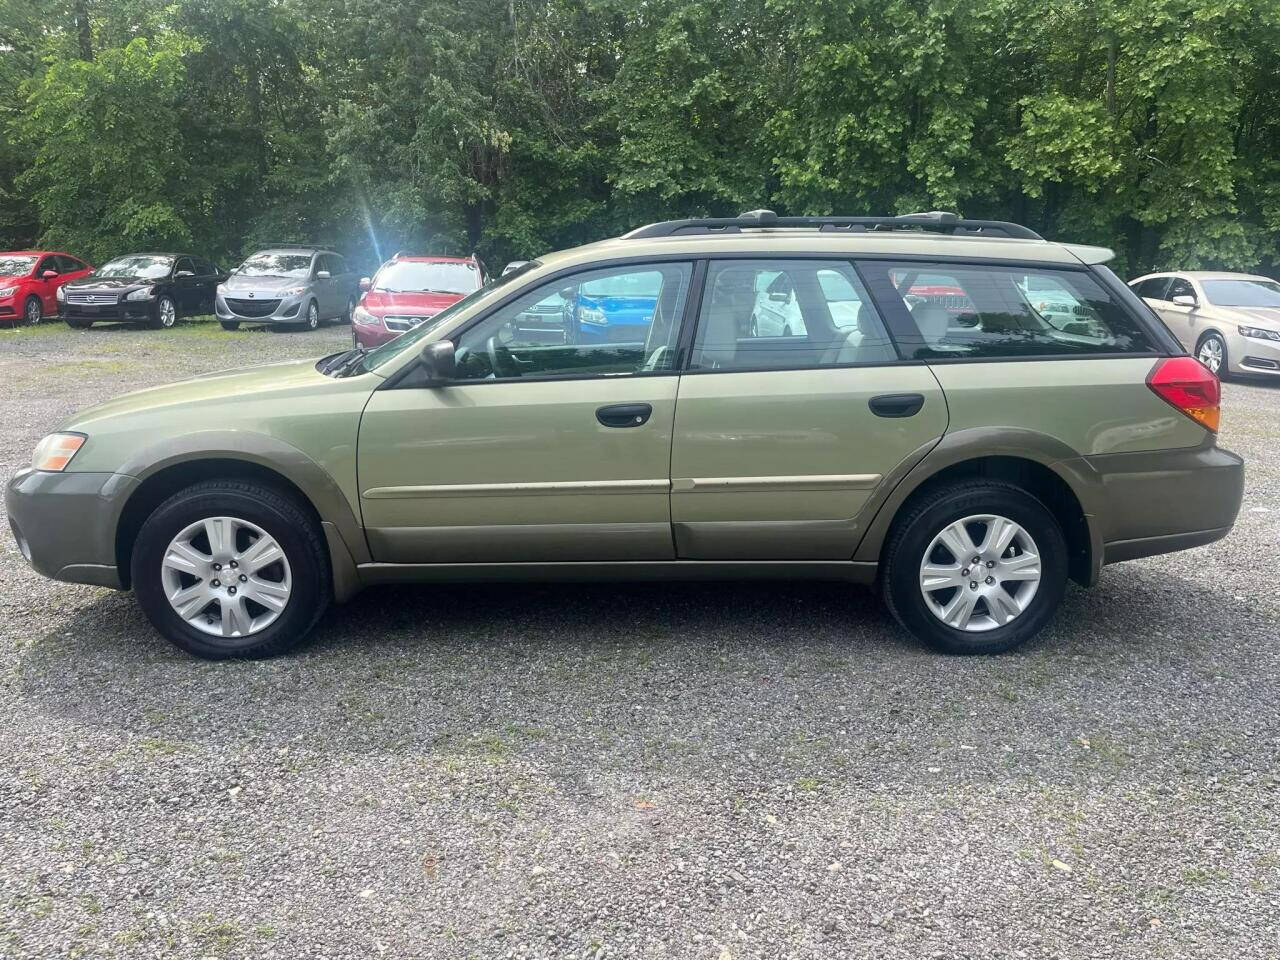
669, 258, 948, 559
1156, 275, 1199, 349
33, 256, 59, 316
357, 261, 695, 563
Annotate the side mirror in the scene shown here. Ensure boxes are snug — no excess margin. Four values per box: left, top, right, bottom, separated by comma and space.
768, 289, 789, 302
420, 339, 455, 383
359, 277, 371, 292
316, 270, 331, 280
175, 270, 195, 278
1172, 294, 1197, 308
41, 269, 58, 280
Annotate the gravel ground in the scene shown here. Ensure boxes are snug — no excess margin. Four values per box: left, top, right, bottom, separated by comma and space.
1, 318, 1277, 959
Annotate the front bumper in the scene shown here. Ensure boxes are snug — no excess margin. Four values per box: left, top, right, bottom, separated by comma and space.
216, 293, 304, 324
5, 468, 136, 589
60, 300, 155, 323
1227, 329, 1280, 376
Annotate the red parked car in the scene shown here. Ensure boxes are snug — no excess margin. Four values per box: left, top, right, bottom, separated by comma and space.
0, 251, 93, 326
350, 254, 487, 348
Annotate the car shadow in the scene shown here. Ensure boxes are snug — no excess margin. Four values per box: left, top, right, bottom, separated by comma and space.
13, 572, 1272, 788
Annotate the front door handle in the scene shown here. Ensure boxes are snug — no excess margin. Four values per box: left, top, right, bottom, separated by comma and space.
869, 393, 925, 418
596, 403, 652, 428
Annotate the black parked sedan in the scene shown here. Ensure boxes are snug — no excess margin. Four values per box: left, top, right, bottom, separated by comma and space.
59, 253, 227, 329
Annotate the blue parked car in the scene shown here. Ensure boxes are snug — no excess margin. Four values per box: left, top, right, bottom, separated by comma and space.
512, 271, 659, 344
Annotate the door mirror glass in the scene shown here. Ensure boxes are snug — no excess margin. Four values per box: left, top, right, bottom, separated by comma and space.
1171, 294, 1197, 307
420, 339, 456, 383
359, 276, 371, 291
175, 270, 195, 278
316, 270, 331, 280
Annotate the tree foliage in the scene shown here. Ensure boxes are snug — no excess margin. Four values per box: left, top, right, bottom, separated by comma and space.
1, 0, 1277, 276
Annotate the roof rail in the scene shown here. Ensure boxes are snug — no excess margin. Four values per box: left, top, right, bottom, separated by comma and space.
623, 209, 1044, 241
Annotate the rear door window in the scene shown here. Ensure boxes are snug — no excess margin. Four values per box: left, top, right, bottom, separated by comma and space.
865, 261, 1159, 359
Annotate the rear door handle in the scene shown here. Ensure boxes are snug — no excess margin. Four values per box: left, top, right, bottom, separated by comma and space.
869, 393, 925, 418
596, 403, 652, 428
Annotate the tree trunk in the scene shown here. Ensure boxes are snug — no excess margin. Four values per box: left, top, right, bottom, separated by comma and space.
74, 0, 93, 61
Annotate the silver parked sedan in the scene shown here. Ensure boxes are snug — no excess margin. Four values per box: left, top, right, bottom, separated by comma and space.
1130, 271, 1280, 379
216, 248, 358, 331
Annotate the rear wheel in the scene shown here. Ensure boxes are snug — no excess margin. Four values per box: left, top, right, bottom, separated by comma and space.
23, 296, 42, 325
219, 320, 241, 331
882, 481, 1067, 654
131, 480, 331, 659
149, 295, 177, 330
1196, 331, 1228, 380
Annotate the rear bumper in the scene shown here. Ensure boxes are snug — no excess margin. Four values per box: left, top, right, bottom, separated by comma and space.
1084, 443, 1244, 566
5, 468, 134, 589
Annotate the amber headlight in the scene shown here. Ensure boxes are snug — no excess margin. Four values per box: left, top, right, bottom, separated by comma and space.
32, 433, 86, 472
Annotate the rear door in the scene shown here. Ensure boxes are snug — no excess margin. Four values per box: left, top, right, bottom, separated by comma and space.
668, 258, 948, 559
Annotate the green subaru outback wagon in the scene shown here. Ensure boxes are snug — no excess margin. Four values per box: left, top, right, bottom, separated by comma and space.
7, 211, 1243, 659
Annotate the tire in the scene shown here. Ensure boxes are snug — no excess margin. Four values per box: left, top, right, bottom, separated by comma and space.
23, 296, 43, 326
343, 296, 355, 324
882, 480, 1067, 655
131, 479, 331, 659
1196, 331, 1228, 381
351, 327, 361, 348
149, 295, 178, 330
304, 300, 319, 331
65, 317, 92, 329
219, 320, 241, 331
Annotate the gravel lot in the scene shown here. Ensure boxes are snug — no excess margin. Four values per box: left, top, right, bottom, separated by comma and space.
1, 317, 1277, 959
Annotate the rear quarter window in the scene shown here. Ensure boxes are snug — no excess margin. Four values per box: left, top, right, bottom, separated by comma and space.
867, 261, 1160, 360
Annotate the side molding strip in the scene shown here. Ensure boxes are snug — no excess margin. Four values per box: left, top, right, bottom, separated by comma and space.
672, 474, 882, 493
363, 478, 671, 499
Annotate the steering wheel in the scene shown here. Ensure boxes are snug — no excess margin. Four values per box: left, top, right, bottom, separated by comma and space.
485, 335, 520, 378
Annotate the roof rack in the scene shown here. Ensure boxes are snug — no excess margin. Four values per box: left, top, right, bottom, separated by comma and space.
623, 209, 1044, 241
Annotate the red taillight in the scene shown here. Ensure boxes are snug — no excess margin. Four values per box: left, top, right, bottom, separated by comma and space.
1147, 356, 1221, 432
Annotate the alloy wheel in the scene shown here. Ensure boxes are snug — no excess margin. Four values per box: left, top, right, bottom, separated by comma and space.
306, 302, 319, 330
160, 516, 292, 639
159, 298, 176, 328
918, 514, 1042, 632
25, 298, 42, 325
1197, 336, 1224, 374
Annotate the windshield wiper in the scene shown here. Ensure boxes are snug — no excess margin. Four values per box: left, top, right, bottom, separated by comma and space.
321, 346, 368, 377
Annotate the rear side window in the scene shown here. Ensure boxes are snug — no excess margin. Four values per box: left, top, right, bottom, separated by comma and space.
689, 259, 897, 371
55, 255, 84, 273
868, 262, 1159, 360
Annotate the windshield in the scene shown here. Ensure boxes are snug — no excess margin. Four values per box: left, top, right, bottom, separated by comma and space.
375, 260, 479, 294
235, 253, 313, 278
1201, 279, 1280, 307
0, 255, 38, 275
97, 255, 174, 280
359, 260, 541, 373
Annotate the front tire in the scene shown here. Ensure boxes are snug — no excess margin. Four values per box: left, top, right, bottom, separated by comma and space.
219, 320, 241, 331
149, 295, 178, 330
304, 300, 319, 331
65, 317, 92, 329
23, 296, 42, 326
1196, 332, 1228, 381
131, 480, 331, 659
882, 481, 1067, 654
343, 296, 355, 324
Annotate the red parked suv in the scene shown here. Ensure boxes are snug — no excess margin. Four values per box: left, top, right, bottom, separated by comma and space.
350, 254, 487, 347
0, 251, 93, 325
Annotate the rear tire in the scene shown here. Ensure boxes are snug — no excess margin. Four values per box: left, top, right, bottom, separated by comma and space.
131, 480, 331, 660
882, 481, 1067, 654
219, 320, 241, 331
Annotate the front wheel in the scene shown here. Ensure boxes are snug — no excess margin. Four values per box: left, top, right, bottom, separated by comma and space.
304, 300, 319, 331
131, 480, 332, 659
149, 295, 178, 330
343, 296, 355, 324
1196, 332, 1228, 380
65, 317, 92, 329
23, 296, 43, 325
219, 320, 241, 331
882, 481, 1067, 654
